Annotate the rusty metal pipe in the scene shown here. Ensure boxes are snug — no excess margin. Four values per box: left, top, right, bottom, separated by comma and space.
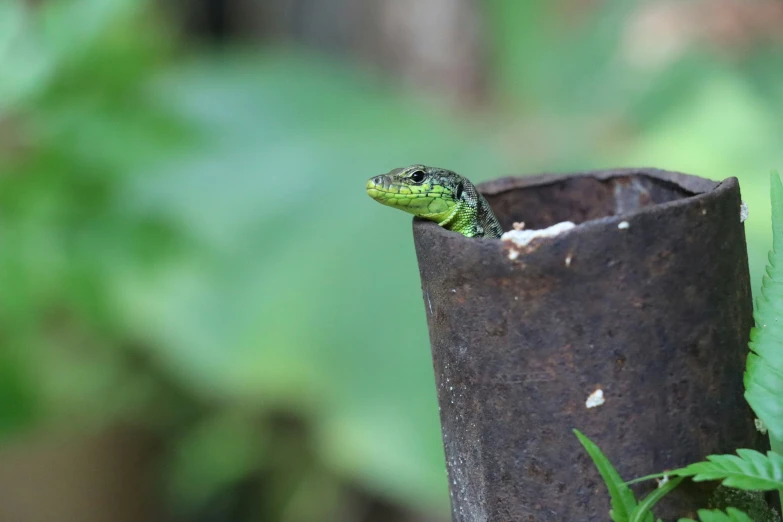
412, 168, 761, 521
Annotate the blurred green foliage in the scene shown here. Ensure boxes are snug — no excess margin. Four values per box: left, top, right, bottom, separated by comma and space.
1, 0, 782, 520
0, 0, 185, 436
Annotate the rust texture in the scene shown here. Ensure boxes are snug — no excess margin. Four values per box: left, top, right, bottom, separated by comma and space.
412, 168, 761, 521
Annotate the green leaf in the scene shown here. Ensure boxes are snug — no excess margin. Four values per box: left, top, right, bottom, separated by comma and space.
744, 171, 783, 446
678, 507, 754, 522
629, 477, 684, 522
574, 429, 638, 522
665, 449, 783, 491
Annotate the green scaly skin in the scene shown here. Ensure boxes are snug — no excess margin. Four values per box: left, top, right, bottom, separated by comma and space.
365, 164, 504, 238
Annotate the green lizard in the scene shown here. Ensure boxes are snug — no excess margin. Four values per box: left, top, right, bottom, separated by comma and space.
365, 164, 504, 238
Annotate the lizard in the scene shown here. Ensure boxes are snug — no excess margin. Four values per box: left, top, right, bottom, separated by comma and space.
365, 164, 504, 238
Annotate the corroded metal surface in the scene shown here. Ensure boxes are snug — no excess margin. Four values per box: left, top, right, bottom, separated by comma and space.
412, 168, 761, 522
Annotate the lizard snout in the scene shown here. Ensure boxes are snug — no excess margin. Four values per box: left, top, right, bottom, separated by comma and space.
368, 175, 387, 188
366, 175, 389, 193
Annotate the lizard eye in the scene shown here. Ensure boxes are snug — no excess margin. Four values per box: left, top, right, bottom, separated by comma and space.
410, 170, 426, 183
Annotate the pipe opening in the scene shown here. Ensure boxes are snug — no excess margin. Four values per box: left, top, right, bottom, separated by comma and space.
484, 174, 698, 231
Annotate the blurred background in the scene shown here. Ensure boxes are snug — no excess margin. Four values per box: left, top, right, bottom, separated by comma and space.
0, 0, 781, 521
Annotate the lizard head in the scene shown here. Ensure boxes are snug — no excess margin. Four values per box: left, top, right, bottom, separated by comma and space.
366, 164, 463, 222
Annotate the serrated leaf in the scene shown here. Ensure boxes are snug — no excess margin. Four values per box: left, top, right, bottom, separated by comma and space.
744, 171, 783, 444
574, 429, 638, 522
678, 507, 754, 522
666, 449, 783, 491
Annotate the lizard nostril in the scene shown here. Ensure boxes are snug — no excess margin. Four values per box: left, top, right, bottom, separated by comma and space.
373, 177, 382, 185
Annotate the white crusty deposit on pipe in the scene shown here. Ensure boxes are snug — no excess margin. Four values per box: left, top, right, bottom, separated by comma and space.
502, 222, 576, 260
585, 389, 605, 408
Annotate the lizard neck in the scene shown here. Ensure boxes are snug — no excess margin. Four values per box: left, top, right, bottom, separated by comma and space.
437, 202, 463, 229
